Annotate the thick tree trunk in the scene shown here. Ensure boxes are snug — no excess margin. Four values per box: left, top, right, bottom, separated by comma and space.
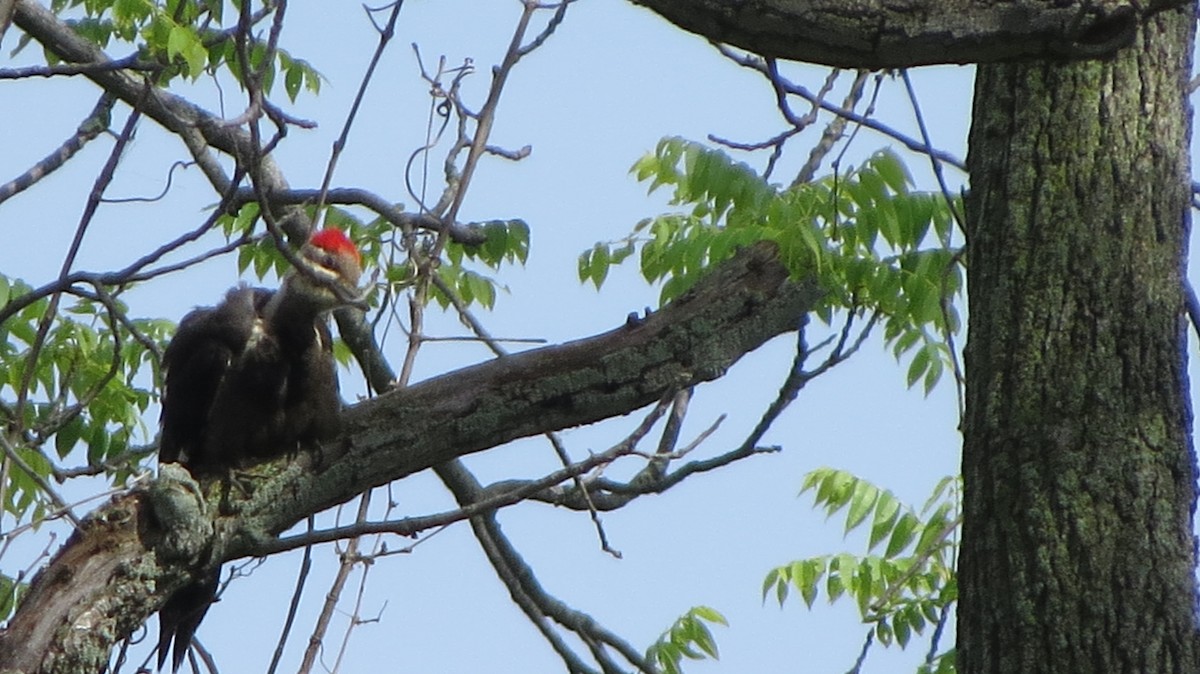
959, 6, 1198, 673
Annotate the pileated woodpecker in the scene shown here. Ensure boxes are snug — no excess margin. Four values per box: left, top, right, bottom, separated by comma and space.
156, 228, 362, 670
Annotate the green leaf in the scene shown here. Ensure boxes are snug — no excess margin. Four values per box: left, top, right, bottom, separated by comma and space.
906, 343, 931, 388
508, 219, 530, 263
483, 221, 509, 265
871, 149, 911, 194
762, 567, 780, 604
868, 490, 901, 551
826, 565, 846, 603
591, 244, 610, 289
924, 352, 945, 395
885, 512, 921, 558
916, 501, 954, 554
892, 327, 922, 359
464, 271, 496, 310
252, 241, 273, 279
54, 415, 85, 459
691, 605, 728, 626
875, 618, 894, 646
284, 62, 303, 101
87, 422, 111, 464
236, 244, 253, 275
166, 24, 206, 77
577, 249, 592, 285
845, 482, 879, 533
794, 558, 825, 608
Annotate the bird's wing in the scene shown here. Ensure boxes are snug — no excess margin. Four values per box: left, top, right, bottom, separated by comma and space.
158, 287, 260, 469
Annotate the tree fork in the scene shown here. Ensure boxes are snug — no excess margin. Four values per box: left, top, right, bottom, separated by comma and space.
959, 6, 1198, 673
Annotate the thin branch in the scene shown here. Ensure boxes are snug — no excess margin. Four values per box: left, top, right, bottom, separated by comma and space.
526, 313, 875, 512
846, 629, 874, 674
429, 270, 618, 556
925, 602, 954, 666
0, 92, 115, 206
437, 460, 656, 674
486, 411, 727, 512
264, 517, 314, 674
14, 84, 145, 433
433, 0, 539, 253
297, 493, 372, 674
899, 70, 966, 228
314, 0, 405, 220
53, 444, 155, 480
227, 186, 486, 245
516, 0, 573, 57
716, 44, 967, 171
867, 514, 962, 614
793, 70, 869, 186
0, 431, 80, 527
0, 54, 152, 79
254, 397, 672, 556
0, 182, 252, 328
100, 160, 195, 203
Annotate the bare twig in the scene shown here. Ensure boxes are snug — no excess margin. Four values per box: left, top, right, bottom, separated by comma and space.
227, 186, 486, 245
101, 160, 196, 203
254, 397, 672, 556
899, 70, 965, 228
265, 517, 314, 674
314, 1, 406, 220
847, 629, 875, 674
298, 493, 372, 674
0, 54, 152, 79
716, 45, 966, 171
793, 70, 869, 186
0, 92, 115, 205
437, 460, 656, 674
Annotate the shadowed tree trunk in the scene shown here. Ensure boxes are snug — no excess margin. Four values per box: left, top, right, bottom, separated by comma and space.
960, 6, 1198, 672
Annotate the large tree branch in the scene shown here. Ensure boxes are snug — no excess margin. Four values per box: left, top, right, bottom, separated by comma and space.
0, 243, 821, 673
629, 0, 1184, 68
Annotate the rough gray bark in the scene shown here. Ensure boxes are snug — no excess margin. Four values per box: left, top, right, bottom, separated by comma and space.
959, 6, 1198, 673
629, 0, 1187, 68
0, 244, 820, 674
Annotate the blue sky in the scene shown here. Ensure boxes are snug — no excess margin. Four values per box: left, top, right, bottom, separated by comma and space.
3, 1, 1178, 673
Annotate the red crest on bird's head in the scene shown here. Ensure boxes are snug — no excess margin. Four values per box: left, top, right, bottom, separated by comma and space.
310, 228, 361, 265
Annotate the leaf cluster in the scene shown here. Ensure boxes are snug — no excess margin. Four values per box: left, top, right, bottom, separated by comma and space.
763, 468, 958, 667
584, 138, 963, 393
434, 219, 530, 310
28, 0, 323, 96
644, 606, 728, 674
0, 274, 169, 522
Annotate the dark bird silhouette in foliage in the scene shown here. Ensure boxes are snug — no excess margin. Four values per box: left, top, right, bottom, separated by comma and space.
155, 228, 362, 671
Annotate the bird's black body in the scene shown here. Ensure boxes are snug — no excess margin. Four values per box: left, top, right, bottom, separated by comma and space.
159, 286, 343, 473
156, 230, 360, 671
